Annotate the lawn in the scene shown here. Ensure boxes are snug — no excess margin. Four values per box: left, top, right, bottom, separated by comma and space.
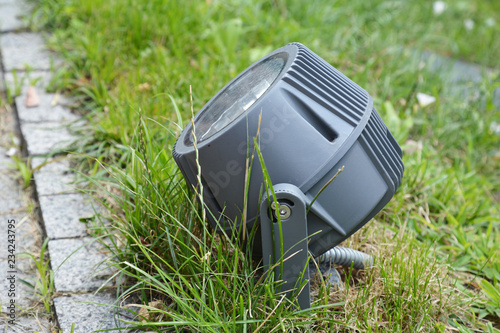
27, 0, 500, 331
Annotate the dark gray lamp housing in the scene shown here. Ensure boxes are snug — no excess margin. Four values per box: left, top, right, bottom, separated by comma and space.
173, 43, 404, 309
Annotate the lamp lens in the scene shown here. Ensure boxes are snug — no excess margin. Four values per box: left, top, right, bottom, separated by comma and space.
186, 53, 288, 145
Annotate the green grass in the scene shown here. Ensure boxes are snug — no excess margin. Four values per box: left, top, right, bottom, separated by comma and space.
20, 238, 54, 314
23, 0, 500, 331
81, 119, 481, 331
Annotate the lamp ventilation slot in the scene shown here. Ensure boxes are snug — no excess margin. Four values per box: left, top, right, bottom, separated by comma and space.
282, 89, 338, 142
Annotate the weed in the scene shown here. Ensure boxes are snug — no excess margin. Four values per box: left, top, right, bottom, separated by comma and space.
5, 69, 24, 104
9, 156, 32, 189
19, 238, 54, 314
477, 279, 500, 320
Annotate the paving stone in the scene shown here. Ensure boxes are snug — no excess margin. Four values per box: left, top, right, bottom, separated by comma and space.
31, 155, 71, 171
0, 263, 38, 313
0, 148, 12, 170
0, 172, 24, 213
54, 293, 134, 333
49, 238, 114, 292
0, 315, 52, 333
4, 71, 49, 94
420, 51, 500, 108
0, 212, 41, 260
0, 68, 4, 93
3, 71, 79, 124
39, 193, 98, 239
33, 169, 76, 197
421, 51, 489, 82
494, 85, 500, 108
0, 1, 30, 32
31, 157, 77, 196
20, 122, 76, 156
15, 94, 80, 124
0, 33, 61, 71
0, 212, 44, 313
0, 101, 20, 148
3, 71, 75, 109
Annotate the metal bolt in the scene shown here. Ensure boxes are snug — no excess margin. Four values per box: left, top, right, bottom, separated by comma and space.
271, 201, 291, 220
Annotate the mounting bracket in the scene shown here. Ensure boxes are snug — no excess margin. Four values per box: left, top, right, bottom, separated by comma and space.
260, 183, 311, 309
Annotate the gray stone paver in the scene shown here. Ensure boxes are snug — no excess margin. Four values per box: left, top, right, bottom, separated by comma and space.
39, 193, 98, 239
31, 156, 70, 171
0, 213, 40, 260
20, 122, 76, 156
31, 156, 77, 196
0, 172, 24, 213
0, 315, 51, 333
0, 33, 59, 71
15, 94, 80, 124
33, 170, 76, 196
0, 89, 18, 149
4, 71, 77, 124
0, 264, 37, 313
420, 51, 500, 108
4, 71, 50, 95
54, 293, 132, 333
0, 199, 25, 216
0, 67, 4, 92
0, 212, 44, 316
422, 51, 489, 82
0, 1, 29, 32
0, 149, 11, 170
49, 238, 114, 292
4, 72, 72, 106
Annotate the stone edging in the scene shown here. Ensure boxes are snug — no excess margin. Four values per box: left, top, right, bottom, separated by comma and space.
0, 1, 131, 332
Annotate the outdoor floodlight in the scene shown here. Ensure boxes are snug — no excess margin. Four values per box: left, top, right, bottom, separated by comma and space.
173, 43, 404, 309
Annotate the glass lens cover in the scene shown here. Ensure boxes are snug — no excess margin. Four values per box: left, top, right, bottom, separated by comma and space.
186, 52, 288, 145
